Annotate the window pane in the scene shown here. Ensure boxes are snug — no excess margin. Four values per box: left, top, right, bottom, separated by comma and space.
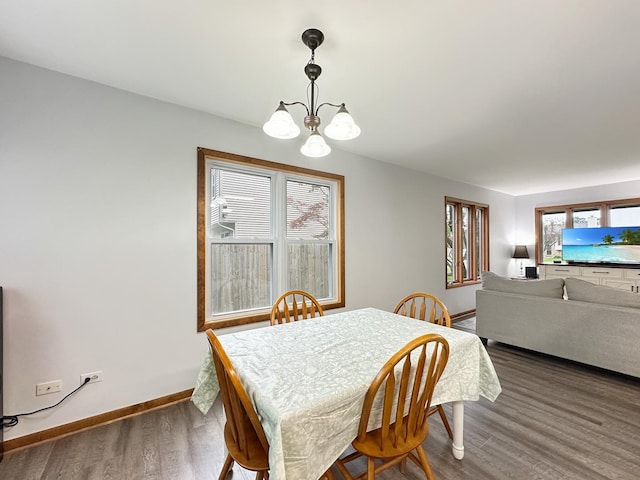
610, 205, 640, 227
573, 208, 600, 228
542, 212, 565, 263
287, 243, 331, 299
286, 181, 330, 240
210, 169, 271, 239
462, 206, 470, 279
210, 244, 271, 314
446, 203, 456, 283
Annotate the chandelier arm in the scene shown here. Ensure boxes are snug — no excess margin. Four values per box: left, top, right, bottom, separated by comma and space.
314, 102, 345, 115
281, 101, 310, 116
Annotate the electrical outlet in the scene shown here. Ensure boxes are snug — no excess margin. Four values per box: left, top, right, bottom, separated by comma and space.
80, 371, 103, 384
36, 380, 62, 396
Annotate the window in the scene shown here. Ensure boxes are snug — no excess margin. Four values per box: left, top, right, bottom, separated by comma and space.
197, 148, 345, 330
610, 204, 640, 227
535, 197, 640, 264
446, 197, 489, 287
540, 211, 566, 263
572, 207, 601, 228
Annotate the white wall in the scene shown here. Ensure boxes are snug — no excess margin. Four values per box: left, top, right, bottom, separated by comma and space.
0, 57, 514, 441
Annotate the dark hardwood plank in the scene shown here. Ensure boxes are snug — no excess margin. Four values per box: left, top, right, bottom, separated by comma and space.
1, 320, 639, 479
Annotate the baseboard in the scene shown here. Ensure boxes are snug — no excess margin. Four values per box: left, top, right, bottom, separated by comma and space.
2, 388, 194, 454
451, 308, 476, 321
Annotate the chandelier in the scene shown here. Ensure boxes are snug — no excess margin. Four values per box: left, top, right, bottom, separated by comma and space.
263, 28, 361, 158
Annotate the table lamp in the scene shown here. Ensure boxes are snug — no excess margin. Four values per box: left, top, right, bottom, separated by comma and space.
512, 245, 529, 277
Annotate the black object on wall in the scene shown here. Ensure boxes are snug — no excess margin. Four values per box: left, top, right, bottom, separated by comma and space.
525, 266, 539, 279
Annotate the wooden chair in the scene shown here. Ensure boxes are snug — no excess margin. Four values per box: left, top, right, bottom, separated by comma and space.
393, 293, 451, 327
335, 334, 450, 480
393, 293, 453, 439
206, 330, 334, 480
270, 290, 324, 326
207, 329, 270, 480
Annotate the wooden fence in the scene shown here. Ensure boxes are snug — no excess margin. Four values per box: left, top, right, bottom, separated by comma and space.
211, 244, 330, 314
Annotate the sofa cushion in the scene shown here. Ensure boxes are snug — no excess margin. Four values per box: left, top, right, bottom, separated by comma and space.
565, 277, 640, 309
481, 271, 565, 298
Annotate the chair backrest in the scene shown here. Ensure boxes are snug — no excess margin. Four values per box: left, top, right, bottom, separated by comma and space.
270, 290, 324, 326
393, 292, 451, 327
356, 334, 450, 450
206, 329, 269, 455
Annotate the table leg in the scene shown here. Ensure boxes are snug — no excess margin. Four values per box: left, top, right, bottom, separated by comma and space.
451, 400, 464, 459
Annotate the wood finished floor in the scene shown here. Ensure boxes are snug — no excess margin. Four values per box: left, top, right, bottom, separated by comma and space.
2, 318, 640, 480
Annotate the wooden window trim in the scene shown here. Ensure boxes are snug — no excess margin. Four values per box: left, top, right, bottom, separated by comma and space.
534, 196, 640, 264
197, 148, 345, 331
445, 196, 489, 288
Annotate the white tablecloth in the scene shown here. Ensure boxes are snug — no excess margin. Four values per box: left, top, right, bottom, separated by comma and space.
192, 307, 501, 480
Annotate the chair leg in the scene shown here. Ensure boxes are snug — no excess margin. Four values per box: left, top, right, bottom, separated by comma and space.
218, 454, 234, 480
367, 457, 375, 480
415, 446, 436, 480
438, 405, 453, 439
335, 459, 355, 480
321, 468, 334, 480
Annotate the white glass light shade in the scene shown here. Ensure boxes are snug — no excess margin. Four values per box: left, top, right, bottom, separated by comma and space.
300, 131, 331, 158
324, 106, 361, 140
263, 106, 300, 139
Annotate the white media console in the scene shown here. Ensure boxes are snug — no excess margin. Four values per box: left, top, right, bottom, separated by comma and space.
539, 264, 640, 293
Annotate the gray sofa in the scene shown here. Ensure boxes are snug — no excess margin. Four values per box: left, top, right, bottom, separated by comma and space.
476, 272, 640, 378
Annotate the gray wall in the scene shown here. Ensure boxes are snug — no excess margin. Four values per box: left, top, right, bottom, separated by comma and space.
0, 56, 514, 441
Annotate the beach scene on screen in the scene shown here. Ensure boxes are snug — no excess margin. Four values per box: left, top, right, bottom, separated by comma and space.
562, 226, 640, 263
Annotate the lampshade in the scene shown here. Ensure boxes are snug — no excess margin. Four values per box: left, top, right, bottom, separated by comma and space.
300, 131, 331, 157
263, 103, 301, 139
512, 245, 529, 259
324, 105, 361, 140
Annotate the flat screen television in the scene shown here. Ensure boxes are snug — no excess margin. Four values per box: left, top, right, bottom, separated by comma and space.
562, 226, 640, 265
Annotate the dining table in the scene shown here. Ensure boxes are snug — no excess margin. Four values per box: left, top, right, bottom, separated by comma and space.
191, 307, 502, 480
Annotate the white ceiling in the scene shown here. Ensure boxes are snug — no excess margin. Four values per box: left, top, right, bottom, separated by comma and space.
2, 1, 640, 195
